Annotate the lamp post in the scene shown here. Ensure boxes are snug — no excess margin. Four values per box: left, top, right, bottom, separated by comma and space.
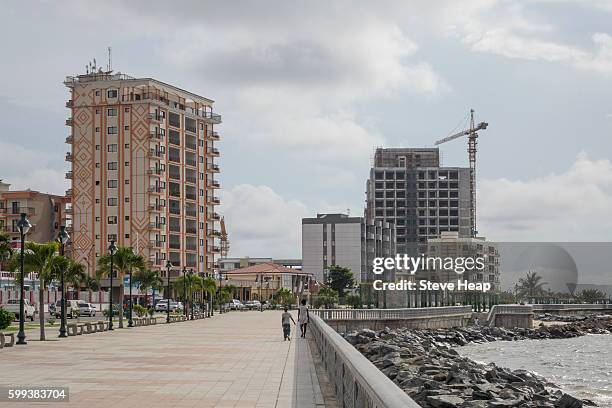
182, 267, 187, 318
128, 264, 134, 328
108, 240, 117, 330
16, 213, 31, 345
165, 260, 172, 323
218, 272, 223, 314
188, 269, 194, 320
57, 226, 69, 338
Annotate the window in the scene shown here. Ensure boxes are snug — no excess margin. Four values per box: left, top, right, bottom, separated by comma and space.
125, 161, 130, 167
95, 90, 100, 96
169, 112, 181, 127
107, 180, 118, 188
125, 234, 130, 239
124, 107, 130, 112
107, 162, 118, 170
95, 199, 100, 203
124, 197, 130, 203
108, 198, 118, 206
108, 216, 117, 224
95, 181, 100, 186
107, 234, 117, 242
107, 144, 118, 152
107, 126, 118, 134
95, 217, 100, 221
95, 127, 100, 133
107, 108, 117, 116
95, 108, 100, 114
124, 143, 129, 149
124, 126, 129, 131
125, 216, 130, 221
125, 179, 129, 184
95, 145, 100, 150
107, 90, 118, 98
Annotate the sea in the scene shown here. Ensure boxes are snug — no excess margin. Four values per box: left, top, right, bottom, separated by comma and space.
459, 334, 612, 407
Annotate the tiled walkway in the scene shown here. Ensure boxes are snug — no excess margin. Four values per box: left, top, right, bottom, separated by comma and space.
0, 311, 327, 407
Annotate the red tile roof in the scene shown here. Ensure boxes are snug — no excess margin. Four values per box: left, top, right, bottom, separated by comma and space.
223, 262, 311, 276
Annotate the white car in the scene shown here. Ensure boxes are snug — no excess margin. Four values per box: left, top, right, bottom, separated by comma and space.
155, 300, 180, 312
78, 301, 96, 317
1, 299, 36, 321
54, 299, 80, 318
227, 299, 245, 310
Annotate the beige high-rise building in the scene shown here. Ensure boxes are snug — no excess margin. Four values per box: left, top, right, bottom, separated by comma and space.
64, 69, 221, 278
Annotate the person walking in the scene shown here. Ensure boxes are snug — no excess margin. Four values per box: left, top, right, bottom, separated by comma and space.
297, 299, 309, 338
281, 307, 296, 341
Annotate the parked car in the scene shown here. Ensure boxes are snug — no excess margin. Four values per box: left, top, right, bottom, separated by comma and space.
78, 301, 96, 317
1, 299, 36, 321
227, 299, 245, 310
54, 300, 80, 318
244, 300, 260, 310
155, 300, 180, 312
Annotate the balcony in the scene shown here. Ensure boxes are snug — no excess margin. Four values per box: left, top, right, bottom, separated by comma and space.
149, 130, 163, 140
207, 212, 220, 221
149, 222, 162, 230
201, 111, 222, 124
208, 163, 220, 173
65, 100, 73, 108
148, 186, 163, 194
65, 152, 73, 162
65, 208, 73, 215
208, 180, 220, 189
210, 246, 221, 253
65, 118, 73, 126
149, 113, 162, 122
65, 171, 73, 179
65, 189, 73, 197
149, 240, 163, 249
147, 168, 163, 176
209, 196, 220, 205
207, 229, 221, 238
148, 148, 162, 158
206, 147, 220, 157
207, 130, 220, 141
65, 135, 73, 144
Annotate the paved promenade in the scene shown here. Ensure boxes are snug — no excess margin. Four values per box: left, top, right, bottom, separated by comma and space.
0, 311, 328, 408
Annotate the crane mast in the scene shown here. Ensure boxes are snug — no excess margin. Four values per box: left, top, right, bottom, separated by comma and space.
434, 109, 488, 238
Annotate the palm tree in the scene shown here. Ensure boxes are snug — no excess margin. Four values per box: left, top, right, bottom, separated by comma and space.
516, 270, 548, 299
83, 275, 100, 292
64, 260, 86, 300
202, 276, 217, 317
173, 274, 203, 315
98, 247, 144, 328
0, 233, 13, 271
132, 269, 164, 308
8, 241, 60, 341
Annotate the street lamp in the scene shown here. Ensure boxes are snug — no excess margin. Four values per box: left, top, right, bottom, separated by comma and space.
127, 261, 134, 328
107, 240, 117, 330
188, 269, 194, 320
57, 226, 70, 338
182, 267, 187, 318
16, 213, 31, 346
218, 272, 223, 314
165, 260, 172, 323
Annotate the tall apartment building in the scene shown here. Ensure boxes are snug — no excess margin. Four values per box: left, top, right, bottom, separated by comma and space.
64, 70, 221, 277
365, 148, 472, 257
0, 181, 71, 248
301, 213, 396, 285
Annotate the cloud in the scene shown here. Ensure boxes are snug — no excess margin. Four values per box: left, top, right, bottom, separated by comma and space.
0, 141, 68, 195
479, 153, 612, 241
219, 184, 310, 258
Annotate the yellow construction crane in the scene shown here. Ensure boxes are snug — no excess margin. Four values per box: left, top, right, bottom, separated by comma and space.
220, 217, 229, 258
434, 109, 488, 238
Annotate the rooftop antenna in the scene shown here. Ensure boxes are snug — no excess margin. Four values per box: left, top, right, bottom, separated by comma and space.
93, 58, 96, 71
107, 46, 112, 72
85, 64, 89, 74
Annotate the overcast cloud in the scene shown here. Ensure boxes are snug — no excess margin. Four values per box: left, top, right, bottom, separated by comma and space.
0, 1, 610, 259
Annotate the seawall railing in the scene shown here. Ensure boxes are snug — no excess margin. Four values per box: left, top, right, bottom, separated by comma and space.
309, 313, 420, 408
311, 306, 472, 321
531, 304, 612, 311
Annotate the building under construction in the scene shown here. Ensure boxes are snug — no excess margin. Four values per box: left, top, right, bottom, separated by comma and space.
364, 147, 473, 257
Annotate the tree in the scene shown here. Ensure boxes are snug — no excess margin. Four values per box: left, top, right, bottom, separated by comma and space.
314, 287, 338, 309
8, 241, 60, 341
345, 294, 361, 309
83, 276, 100, 292
201, 276, 217, 316
98, 247, 144, 328
0, 233, 13, 271
173, 274, 203, 314
576, 289, 607, 304
516, 270, 547, 299
65, 260, 86, 298
327, 265, 354, 298
273, 288, 295, 308
497, 291, 518, 304
132, 269, 164, 307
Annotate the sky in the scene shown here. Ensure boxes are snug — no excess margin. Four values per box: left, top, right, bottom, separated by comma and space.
0, 0, 611, 260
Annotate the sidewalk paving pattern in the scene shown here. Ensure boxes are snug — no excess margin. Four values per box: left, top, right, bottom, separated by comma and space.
0, 311, 327, 407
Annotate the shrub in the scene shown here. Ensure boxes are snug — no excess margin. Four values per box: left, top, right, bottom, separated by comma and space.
345, 294, 361, 309
133, 304, 147, 317
0, 307, 15, 330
